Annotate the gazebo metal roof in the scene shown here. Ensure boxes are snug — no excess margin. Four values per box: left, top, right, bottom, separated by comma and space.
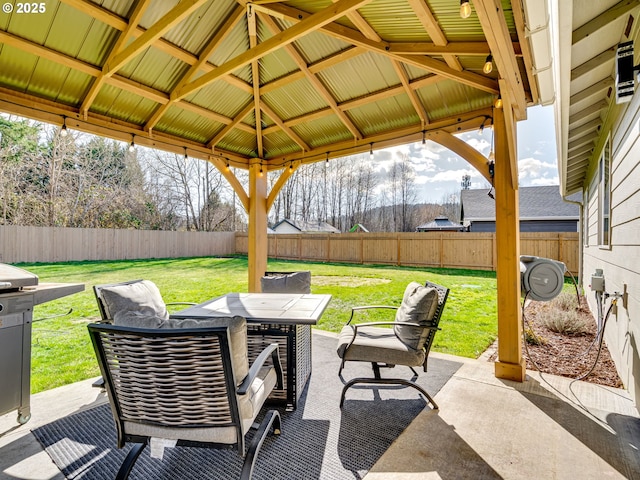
0, 0, 538, 170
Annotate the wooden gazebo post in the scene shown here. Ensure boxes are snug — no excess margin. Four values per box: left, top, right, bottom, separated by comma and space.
493, 99, 526, 382
247, 161, 268, 292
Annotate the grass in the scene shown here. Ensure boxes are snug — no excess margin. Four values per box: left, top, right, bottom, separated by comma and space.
18, 256, 500, 393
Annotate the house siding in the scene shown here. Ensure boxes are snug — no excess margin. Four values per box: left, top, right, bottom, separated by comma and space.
583, 89, 640, 406
469, 220, 577, 233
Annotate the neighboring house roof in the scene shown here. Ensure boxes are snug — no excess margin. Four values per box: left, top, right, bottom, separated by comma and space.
272, 219, 340, 234
461, 186, 580, 222
416, 216, 463, 231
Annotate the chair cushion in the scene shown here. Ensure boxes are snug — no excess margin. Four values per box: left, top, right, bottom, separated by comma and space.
337, 325, 426, 367
261, 271, 311, 293
99, 280, 169, 321
114, 312, 249, 386
393, 282, 439, 350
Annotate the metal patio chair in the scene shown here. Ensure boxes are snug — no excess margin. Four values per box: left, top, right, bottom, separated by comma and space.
337, 280, 449, 409
88, 315, 283, 480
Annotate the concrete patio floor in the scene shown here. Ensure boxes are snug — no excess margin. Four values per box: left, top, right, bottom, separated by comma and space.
1, 331, 639, 479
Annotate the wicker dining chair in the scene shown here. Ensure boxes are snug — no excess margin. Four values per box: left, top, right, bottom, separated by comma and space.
337, 280, 449, 409
88, 316, 283, 480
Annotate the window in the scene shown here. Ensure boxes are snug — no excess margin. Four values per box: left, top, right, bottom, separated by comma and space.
599, 136, 611, 246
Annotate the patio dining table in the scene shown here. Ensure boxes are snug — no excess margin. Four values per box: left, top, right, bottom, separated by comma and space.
173, 292, 332, 409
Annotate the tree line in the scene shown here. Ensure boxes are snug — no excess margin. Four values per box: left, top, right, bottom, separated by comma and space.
1, 115, 461, 232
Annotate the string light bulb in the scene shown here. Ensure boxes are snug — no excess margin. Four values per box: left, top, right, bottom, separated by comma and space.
289, 161, 294, 173
369, 143, 374, 160
422, 130, 427, 149
495, 95, 503, 109
460, 0, 471, 19
128, 139, 136, 152
184, 148, 188, 160
483, 54, 493, 74
225, 161, 230, 172
60, 118, 68, 137
326, 152, 329, 163
259, 164, 263, 177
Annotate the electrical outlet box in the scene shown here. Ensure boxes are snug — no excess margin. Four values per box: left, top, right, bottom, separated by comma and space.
590, 274, 605, 292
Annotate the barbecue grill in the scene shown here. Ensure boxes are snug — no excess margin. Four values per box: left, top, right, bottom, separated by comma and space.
0, 264, 84, 424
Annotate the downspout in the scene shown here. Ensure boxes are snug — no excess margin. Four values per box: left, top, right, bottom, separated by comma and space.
563, 195, 583, 290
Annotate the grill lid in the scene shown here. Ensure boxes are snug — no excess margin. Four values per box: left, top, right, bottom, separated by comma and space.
0, 264, 39, 291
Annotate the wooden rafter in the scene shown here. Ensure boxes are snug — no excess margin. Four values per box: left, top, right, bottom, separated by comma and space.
174, 0, 372, 101
248, 5, 264, 158
473, 0, 527, 119
260, 13, 363, 139
60, 0, 253, 94
80, 0, 152, 117
207, 102, 255, 149
572, 0, 638, 44
144, 5, 245, 132
388, 41, 521, 56
255, 2, 498, 94
407, 0, 462, 71
260, 101, 310, 152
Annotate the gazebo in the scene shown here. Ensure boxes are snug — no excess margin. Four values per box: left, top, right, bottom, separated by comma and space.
0, 0, 550, 383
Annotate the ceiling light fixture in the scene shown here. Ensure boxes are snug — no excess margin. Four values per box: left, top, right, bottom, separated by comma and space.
483, 54, 493, 74
460, 0, 471, 19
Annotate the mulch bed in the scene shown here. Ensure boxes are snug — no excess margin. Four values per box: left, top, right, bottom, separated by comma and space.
521, 296, 623, 388
490, 295, 623, 388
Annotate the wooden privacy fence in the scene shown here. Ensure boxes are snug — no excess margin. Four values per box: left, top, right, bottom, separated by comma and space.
0, 226, 235, 263
236, 231, 579, 275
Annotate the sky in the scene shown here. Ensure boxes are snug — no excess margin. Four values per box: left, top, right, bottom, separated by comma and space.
372, 105, 559, 203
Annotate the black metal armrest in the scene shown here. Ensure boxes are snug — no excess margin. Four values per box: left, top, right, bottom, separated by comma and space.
238, 343, 283, 395
347, 305, 398, 324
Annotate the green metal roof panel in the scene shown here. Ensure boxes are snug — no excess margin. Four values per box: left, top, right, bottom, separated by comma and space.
359, 1, 430, 41
92, 84, 158, 125
156, 105, 220, 144
348, 95, 420, 137
417, 80, 493, 121
319, 51, 398, 103
0, 43, 38, 91
292, 115, 354, 150
124, 49, 189, 92
262, 77, 327, 121
96, 0, 135, 18
218, 128, 256, 157
263, 129, 301, 158
186, 80, 252, 120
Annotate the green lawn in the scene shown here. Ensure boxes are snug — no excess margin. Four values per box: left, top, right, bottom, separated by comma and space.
18, 256, 499, 393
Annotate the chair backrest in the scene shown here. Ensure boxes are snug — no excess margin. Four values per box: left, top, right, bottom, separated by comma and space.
93, 279, 168, 322
88, 321, 246, 453
421, 280, 449, 370
261, 271, 311, 293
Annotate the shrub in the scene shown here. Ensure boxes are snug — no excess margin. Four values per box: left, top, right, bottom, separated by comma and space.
539, 308, 588, 335
550, 291, 579, 311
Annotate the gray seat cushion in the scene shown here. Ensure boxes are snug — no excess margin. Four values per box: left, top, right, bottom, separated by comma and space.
98, 280, 169, 321
393, 282, 439, 350
114, 312, 249, 387
261, 271, 311, 293
337, 325, 426, 367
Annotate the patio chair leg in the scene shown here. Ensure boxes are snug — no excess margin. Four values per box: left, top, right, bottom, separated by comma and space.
240, 410, 282, 480
340, 377, 438, 410
115, 442, 146, 480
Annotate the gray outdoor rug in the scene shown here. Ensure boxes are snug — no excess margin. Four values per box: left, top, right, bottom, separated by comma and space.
32, 333, 462, 479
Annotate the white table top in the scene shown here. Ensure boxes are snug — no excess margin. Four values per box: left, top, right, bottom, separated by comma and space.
173, 292, 332, 325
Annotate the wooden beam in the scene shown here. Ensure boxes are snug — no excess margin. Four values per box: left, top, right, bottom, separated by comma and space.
80, 0, 152, 116
388, 41, 521, 56
174, 0, 372, 101
473, 0, 527, 119
267, 164, 297, 211
207, 102, 255, 148
510, 0, 538, 105
425, 131, 491, 183
261, 101, 310, 152
572, 0, 639, 44
104, 0, 208, 75
144, 5, 245, 132
571, 49, 616, 81
407, 0, 462, 71
248, 4, 264, 158
247, 163, 269, 292
207, 157, 249, 211
498, 79, 518, 189
260, 13, 362, 139
233, 2, 499, 94
492, 104, 525, 382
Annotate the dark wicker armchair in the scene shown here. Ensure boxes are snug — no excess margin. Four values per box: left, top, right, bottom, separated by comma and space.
88, 316, 283, 480
337, 280, 449, 409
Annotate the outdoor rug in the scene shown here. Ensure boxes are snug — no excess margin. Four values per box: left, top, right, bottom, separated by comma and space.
32, 333, 462, 479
